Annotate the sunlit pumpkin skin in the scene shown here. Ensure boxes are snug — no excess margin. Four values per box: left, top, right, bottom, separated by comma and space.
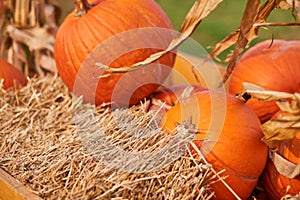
0, 58, 27, 90
54, 0, 175, 107
261, 111, 300, 199
229, 40, 300, 123
170, 55, 206, 86
162, 91, 268, 200
167, 52, 227, 90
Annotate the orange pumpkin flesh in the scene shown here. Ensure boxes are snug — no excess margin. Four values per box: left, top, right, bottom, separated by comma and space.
162, 91, 268, 199
260, 111, 300, 199
0, 58, 27, 90
229, 40, 300, 123
54, 0, 175, 107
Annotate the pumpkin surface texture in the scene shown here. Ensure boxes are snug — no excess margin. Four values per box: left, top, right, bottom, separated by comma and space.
0, 58, 27, 90
229, 40, 300, 122
54, 0, 175, 107
161, 91, 268, 200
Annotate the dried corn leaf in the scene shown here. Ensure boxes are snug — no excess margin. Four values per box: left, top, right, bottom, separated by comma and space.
238, 82, 294, 101
7, 25, 54, 52
238, 82, 300, 147
271, 151, 300, 178
239, 82, 300, 113
97, 0, 223, 76
262, 115, 300, 147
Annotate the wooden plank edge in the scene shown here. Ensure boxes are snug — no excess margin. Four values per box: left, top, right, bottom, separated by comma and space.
0, 168, 43, 200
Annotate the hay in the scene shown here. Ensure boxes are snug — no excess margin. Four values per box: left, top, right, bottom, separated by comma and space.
0, 74, 216, 199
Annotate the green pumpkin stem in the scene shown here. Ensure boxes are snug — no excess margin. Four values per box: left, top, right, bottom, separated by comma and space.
74, 0, 93, 17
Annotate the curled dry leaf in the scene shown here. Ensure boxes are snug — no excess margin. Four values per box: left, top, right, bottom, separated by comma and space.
262, 114, 300, 147
238, 82, 300, 148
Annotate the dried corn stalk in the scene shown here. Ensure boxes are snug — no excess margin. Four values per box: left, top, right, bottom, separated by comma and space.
0, 0, 59, 76
210, 0, 300, 84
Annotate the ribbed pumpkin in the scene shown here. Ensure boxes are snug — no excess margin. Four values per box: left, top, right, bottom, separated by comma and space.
229, 40, 300, 123
162, 91, 268, 200
0, 58, 27, 90
54, 0, 175, 107
260, 111, 300, 199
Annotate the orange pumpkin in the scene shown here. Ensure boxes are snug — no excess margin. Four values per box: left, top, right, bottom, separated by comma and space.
229, 40, 300, 122
260, 111, 300, 199
0, 58, 27, 90
54, 0, 175, 107
162, 91, 268, 200
0, 0, 3, 15
148, 84, 206, 119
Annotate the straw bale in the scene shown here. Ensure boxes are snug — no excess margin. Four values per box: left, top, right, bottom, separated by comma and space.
0, 75, 215, 199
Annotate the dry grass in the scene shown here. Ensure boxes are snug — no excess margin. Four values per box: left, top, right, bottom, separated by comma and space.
0, 75, 216, 200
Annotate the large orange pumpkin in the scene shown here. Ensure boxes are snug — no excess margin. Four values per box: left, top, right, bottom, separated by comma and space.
0, 58, 27, 90
54, 0, 175, 107
260, 111, 300, 199
229, 40, 300, 122
162, 91, 268, 199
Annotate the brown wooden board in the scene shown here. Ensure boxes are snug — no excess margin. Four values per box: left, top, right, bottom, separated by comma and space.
0, 168, 42, 200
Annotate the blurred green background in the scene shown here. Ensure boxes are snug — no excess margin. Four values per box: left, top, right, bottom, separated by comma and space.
58, 0, 300, 58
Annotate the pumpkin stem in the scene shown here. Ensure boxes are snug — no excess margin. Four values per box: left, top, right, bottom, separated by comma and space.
74, 0, 94, 17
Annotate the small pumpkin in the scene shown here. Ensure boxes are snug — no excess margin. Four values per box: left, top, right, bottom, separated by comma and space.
229, 40, 300, 122
0, 58, 27, 90
260, 111, 300, 199
54, 0, 175, 107
162, 91, 268, 200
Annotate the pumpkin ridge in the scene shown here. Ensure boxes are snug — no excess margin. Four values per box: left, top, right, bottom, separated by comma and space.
110, 0, 171, 28
99, 3, 138, 29
86, 10, 116, 37
119, 0, 165, 28
65, 23, 82, 71
60, 23, 84, 89
85, 6, 150, 69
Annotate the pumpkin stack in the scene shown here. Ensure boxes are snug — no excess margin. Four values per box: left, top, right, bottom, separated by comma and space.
228, 39, 300, 199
